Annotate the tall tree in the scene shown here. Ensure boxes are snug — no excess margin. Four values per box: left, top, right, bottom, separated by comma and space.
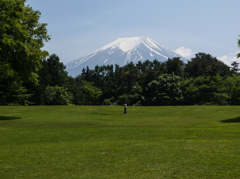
184, 53, 231, 78
166, 57, 184, 77
231, 61, 240, 75
46, 54, 68, 87
24, 54, 68, 105
0, 0, 50, 84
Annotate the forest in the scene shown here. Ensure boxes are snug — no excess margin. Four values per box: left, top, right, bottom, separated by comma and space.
1, 52, 240, 106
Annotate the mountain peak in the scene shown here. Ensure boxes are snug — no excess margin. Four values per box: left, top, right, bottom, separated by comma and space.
66, 36, 188, 77
97, 36, 158, 53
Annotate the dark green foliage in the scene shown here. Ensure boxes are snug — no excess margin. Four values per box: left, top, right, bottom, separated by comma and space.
184, 53, 231, 78
229, 86, 240, 104
40, 55, 235, 106
225, 76, 240, 104
102, 97, 115, 105
78, 86, 102, 105
45, 86, 73, 105
166, 57, 184, 77
0, 76, 32, 105
182, 76, 229, 105
0, 0, 51, 105
24, 54, 69, 105
231, 61, 240, 75
64, 76, 81, 104
2, 49, 239, 105
0, 0, 50, 84
143, 73, 183, 105
45, 54, 68, 87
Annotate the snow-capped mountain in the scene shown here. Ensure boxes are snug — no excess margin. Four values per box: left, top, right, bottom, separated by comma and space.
66, 36, 188, 77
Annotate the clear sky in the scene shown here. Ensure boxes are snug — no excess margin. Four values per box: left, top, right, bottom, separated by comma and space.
27, 0, 240, 66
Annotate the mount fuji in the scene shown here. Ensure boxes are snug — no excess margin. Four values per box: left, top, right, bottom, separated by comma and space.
66, 36, 188, 77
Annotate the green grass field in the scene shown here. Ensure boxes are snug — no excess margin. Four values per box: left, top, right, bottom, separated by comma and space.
0, 106, 240, 178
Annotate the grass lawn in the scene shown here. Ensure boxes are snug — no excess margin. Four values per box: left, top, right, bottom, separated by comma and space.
0, 105, 240, 178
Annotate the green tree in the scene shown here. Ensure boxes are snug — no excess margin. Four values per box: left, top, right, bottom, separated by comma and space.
0, 75, 32, 105
166, 57, 184, 77
79, 86, 102, 105
64, 76, 81, 105
24, 54, 68, 105
45, 54, 68, 87
74, 80, 102, 105
184, 53, 231, 78
229, 87, 240, 105
231, 61, 239, 75
182, 76, 229, 105
45, 86, 73, 105
142, 73, 183, 105
224, 75, 240, 104
0, 0, 50, 83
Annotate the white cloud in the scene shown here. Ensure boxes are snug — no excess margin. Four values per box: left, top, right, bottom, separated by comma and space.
175, 47, 195, 59
218, 52, 240, 66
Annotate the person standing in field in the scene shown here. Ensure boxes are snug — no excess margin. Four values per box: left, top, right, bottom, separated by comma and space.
123, 103, 127, 114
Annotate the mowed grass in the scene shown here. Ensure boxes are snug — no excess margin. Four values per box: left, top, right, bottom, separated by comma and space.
0, 106, 240, 179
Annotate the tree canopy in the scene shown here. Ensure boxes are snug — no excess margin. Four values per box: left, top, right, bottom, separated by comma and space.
0, 0, 50, 83
184, 53, 231, 78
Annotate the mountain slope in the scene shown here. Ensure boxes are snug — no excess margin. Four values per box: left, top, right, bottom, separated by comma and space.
66, 36, 188, 77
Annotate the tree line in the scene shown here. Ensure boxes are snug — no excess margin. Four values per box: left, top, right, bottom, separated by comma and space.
2, 52, 240, 106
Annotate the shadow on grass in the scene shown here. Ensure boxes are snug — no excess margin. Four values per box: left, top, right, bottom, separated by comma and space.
220, 117, 240, 123
0, 116, 21, 120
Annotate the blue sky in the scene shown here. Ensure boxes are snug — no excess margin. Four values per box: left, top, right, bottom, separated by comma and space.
27, 0, 240, 65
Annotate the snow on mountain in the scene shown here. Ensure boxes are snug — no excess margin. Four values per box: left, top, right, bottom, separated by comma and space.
66, 36, 188, 77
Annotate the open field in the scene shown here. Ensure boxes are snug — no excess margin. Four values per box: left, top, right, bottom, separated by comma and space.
0, 106, 240, 178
